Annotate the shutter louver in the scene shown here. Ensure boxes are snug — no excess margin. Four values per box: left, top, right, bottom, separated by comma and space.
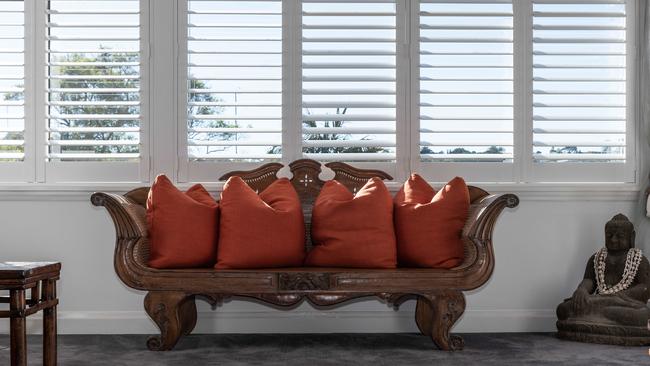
0, 0, 24, 161
187, 0, 282, 161
46, 0, 141, 161
419, 0, 513, 162
532, 0, 627, 162
301, 0, 397, 162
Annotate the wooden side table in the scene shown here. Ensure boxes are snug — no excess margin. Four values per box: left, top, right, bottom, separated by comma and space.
0, 262, 60, 366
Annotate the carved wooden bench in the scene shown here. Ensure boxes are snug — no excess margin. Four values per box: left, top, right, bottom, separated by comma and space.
91, 159, 519, 351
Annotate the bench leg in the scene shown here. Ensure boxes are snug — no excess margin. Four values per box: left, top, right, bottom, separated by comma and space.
415, 290, 466, 351
144, 292, 196, 351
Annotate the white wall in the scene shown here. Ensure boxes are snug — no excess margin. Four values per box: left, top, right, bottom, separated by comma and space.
0, 189, 645, 334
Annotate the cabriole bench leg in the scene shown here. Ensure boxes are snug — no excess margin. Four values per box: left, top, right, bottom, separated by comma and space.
415, 290, 466, 351
144, 292, 196, 351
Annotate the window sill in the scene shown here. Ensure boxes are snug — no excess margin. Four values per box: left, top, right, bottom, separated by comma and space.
0, 181, 643, 202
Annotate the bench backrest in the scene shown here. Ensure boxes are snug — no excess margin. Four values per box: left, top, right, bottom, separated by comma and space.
122, 159, 489, 260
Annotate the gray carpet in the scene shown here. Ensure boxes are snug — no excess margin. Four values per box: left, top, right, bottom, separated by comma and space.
0, 333, 647, 365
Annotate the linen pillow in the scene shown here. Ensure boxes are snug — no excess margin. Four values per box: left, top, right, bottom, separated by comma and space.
146, 174, 219, 269
305, 177, 397, 268
394, 174, 470, 268
216, 177, 305, 269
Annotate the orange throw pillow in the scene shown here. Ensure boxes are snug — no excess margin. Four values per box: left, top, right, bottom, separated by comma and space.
146, 175, 219, 269
305, 178, 397, 268
216, 177, 305, 269
394, 174, 470, 268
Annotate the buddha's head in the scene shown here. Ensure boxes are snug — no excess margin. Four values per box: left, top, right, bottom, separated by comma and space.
605, 214, 635, 252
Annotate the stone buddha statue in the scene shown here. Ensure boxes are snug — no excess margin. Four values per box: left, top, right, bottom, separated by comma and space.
556, 214, 650, 345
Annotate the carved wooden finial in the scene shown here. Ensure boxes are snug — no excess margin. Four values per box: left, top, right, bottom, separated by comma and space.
288, 159, 326, 205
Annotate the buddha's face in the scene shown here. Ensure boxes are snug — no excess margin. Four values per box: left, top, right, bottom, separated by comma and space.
605, 225, 634, 252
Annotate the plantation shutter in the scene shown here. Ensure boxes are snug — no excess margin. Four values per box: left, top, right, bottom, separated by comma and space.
186, 0, 283, 161
46, 0, 141, 162
0, 0, 25, 162
301, 0, 397, 162
419, 0, 514, 163
532, 0, 628, 163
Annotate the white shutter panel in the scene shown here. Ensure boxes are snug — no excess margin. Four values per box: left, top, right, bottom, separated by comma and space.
532, 0, 627, 163
419, 0, 514, 163
0, 0, 24, 162
46, 0, 141, 162
301, 0, 397, 162
186, 0, 282, 161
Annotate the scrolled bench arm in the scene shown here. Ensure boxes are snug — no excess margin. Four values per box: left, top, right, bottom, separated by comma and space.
91, 191, 149, 289
91, 192, 147, 240
459, 193, 519, 290
464, 193, 519, 243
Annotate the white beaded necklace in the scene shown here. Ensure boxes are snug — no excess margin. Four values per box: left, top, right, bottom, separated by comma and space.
594, 247, 643, 295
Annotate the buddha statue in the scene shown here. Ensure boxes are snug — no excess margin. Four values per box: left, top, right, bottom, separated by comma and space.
556, 214, 650, 345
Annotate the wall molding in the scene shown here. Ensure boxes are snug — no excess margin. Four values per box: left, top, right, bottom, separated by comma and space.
0, 309, 557, 335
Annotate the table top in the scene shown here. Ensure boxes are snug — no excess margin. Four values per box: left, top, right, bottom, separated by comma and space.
0, 262, 61, 281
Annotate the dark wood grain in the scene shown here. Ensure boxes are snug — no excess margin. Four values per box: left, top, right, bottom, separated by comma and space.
43, 279, 57, 366
92, 158, 519, 351
144, 292, 196, 351
0, 263, 60, 366
10, 289, 26, 366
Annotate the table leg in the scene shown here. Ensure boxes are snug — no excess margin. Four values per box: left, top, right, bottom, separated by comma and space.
43, 279, 57, 366
9, 289, 26, 366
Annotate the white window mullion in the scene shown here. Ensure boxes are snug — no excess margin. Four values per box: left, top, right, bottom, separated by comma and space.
21, 0, 35, 183
34, 0, 47, 183
282, 0, 302, 163
513, 0, 533, 182
394, 0, 411, 182
626, 0, 637, 182
177, 0, 190, 182
139, 0, 151, 183
408, 0, 421, 177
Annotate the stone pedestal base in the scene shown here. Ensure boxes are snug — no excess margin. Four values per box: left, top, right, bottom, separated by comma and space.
557, 319, 650, 346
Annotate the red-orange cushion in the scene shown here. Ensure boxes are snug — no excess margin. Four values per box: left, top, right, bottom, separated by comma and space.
305, 178, 397, 268
394, 174, 469, 268
146, 175, 219, 269
216, 177, 305, 269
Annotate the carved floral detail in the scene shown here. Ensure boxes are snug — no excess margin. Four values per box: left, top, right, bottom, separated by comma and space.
278, 273, 330, 291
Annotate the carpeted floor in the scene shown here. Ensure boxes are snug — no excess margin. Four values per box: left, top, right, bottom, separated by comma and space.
0, 333, 647, 365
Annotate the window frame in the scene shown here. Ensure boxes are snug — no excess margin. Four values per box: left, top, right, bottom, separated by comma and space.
0, 0, 33, 183
0, 0, 641, 189
36, 0, 150, 184
525, 0, 637, 184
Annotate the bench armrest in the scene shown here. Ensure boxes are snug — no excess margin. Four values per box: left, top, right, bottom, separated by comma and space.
91, 191, 149, 289
463, 193, 519, 243
91, 192, 147, 240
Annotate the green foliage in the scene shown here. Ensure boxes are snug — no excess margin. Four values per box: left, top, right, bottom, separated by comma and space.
0, 85, 23, 158
49, 51, 140, 155
45, 49, 236, 157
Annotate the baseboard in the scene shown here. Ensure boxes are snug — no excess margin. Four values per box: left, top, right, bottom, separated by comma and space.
0, 309, 557, 335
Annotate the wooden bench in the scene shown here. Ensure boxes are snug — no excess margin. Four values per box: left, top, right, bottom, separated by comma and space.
91, 159, 518, 351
